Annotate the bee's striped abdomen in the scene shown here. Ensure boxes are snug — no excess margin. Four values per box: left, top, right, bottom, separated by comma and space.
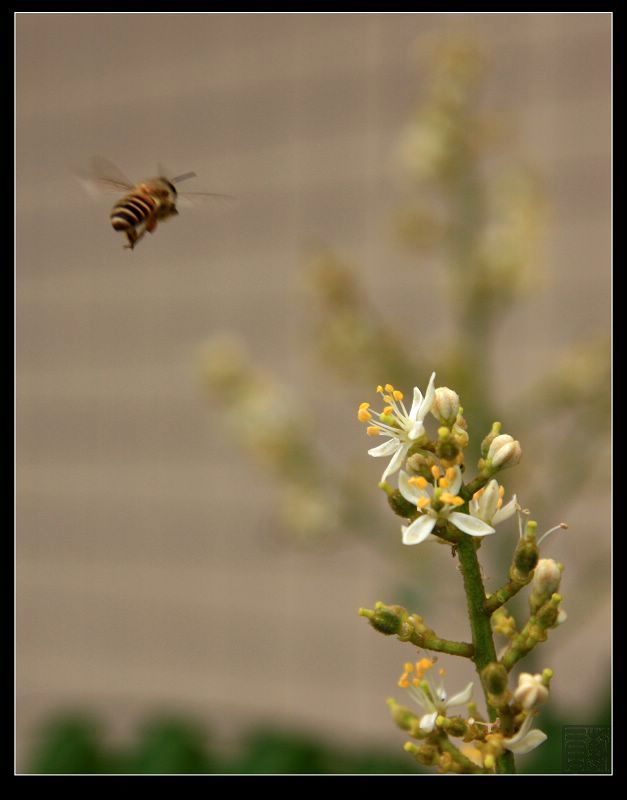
110, 192, 158, 231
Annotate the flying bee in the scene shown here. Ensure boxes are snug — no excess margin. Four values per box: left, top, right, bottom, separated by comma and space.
80, 157, 232, 250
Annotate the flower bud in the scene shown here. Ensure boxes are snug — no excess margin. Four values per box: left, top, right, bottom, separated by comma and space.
514, 673, 549, 710
436, 428, 463, 466
513, 540, 539, 578
532, 559, 563, 596
482, 662, 508, 696
481, 422, 502, 458
406, 452, 437, 477
431, 387, 460, 426
488, 434, 522, 469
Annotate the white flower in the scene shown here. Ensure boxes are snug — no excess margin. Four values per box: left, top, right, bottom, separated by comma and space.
514, 673, 549, 710
502, 714, 547, 755
469, 480, 518, 526
398, 466, 495, 545
357, 373, 436, 481
399, 659, 474, 733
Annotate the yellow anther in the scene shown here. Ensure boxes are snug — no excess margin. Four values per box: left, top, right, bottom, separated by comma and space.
409, 476, 428, 489
473, 487, 485, 500
416, 657, 434, 676
498, 485, 505, 498
431, 465, 441, 480
383, 395, 393, 404
376, 385, 383, 393
385, 384, 394, 392
438, 477, 449, 489
398, 678, 410, 688
403, 662, 414, 673
359, 402, 370, 410
383, 406, 394, 415
497, 498, 503, 510
366, 426, 381, 437
357, 408, 372, 422
393, 390, 404, 401
441, 493, 464, 506
445, 467, 457, 481
412, 678, 420, 687
417, 497, 430, 509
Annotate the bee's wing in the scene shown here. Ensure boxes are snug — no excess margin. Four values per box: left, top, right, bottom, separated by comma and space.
77, 157, 135, 198
176, 190, 236, 209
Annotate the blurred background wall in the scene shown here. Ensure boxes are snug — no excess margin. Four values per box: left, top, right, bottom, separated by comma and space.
16, 12, 610, 772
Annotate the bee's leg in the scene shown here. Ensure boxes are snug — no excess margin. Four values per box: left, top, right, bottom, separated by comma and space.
123, 227, 139, 250
145, 216, 159, 235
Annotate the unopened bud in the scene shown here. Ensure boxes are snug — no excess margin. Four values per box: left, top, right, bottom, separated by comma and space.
488, 434, 522, 469
431, 387, 460, 426
481, 422, 502, 458
482, 662, 508, 696
514, 673, 549, 710
386, 698, 419, 731
387, 490, 418, 518
436, 428, 462, 466
533, 559, 563, 595
514, 540, 539, 578
405, 452, 436, 477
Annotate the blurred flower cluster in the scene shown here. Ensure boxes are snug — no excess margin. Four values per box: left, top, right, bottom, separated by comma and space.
199, 35, 609, 563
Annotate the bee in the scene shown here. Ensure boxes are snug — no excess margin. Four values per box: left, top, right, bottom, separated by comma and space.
81, 158, 232, 250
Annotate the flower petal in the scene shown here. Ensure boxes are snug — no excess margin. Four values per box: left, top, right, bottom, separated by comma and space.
449, 512, 495, 537
446, 682, 474, 708
448, 465, 463, 495
409, 386, 424, 421
492, 494, 518, 525
417, 372, 436, 421
505, 729, 547, 755
402, 515, 437, 545
398, 470, 425, 505
381, 443, 408, 480
367, 438, 399, 457
419, 711, 438, 733
407, 420, 425, 441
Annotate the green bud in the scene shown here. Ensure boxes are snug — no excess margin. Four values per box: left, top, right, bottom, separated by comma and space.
386, 698, 419, 731
441, 716, 468, 737
436, 432, 462, 466
514, 541, 539, 577
482, 662, 508, 696
415, 743, 438, 766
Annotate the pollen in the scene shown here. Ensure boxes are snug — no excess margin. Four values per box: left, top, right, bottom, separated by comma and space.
416, 658, 434, 679
445, 467, 457, 481
438, 477, 449, 488
376, 385, 383, 393
441, 492, 464, 506
431, 465, 441, 480
385, 384, 394, 393
367, 426, 381, 437
393, 390, 404, 401
409, 476, 428, 489
357, 408, 372, 422
383, 406, 394, 415
417, 497, 430, 509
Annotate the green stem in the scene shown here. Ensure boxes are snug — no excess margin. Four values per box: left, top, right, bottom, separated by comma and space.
456, 535, 516, 774
485, 574, 533, 614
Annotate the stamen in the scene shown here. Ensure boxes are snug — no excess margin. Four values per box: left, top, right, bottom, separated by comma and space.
441, 492, 464, 506
383, 406, 394, 415
537, 522, 569, 546
376, 385, 383, 393
357, 408, 372, 422
496, 498, 503, 509
359, 402, 370, 410
431, 465, 441, 480
498, 485, 505, 498
409, 476, 428, 489
393, 390, 404, 401
366, 426, 381, 436
416, 658, 434, 678
445, 467, 457, 481
403, 662, 414, 673
385, 384, 394, 392
438, 477, 449, 488
417, 497, 430, 509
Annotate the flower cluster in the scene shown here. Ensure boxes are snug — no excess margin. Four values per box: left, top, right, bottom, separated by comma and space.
358, 373, 567, 773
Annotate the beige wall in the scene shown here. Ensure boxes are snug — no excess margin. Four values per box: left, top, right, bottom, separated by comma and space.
16, 13, 611, 770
